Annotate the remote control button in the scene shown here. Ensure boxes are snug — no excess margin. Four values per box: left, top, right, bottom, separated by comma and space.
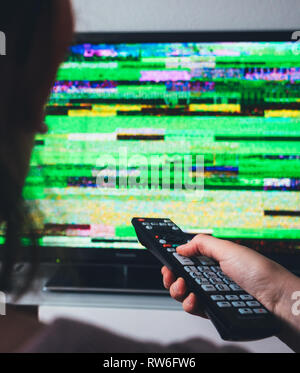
142, 222, 148, 225
197, 266, 210, 272
159, 239, 167, 244
172, 244, 179, 248
211, 266, 221, 272
225, 295, 239, 301
167, 248, 176, 252
246, 301, 261, 307
203, 271, 217, 279
195, 277, 210, 285
163, 244, 172, 248
201, 284, 216, 292
240, 294, 254, 301
229, 284, 243, 292
232, 301, 246, 307
172, 226, 179, 230
215, 284, 230, 292
145, 225, 152, 230
217, 301, 231, 308
159, 223, 167, 226
253, 308, 268, 314
210, 295, 225, 301
209, 278, 224, 285
190, 271, 202, 278
216, 271, 226, 278
188, 266, 197, 272
172, 253, 194, 266
223, 278, 236, 285
184, 266, 191, 272
150, 222, 159, 225
238, 308, 253, 315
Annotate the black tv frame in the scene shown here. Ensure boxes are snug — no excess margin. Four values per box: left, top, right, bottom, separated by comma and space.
31, 30, 300, 271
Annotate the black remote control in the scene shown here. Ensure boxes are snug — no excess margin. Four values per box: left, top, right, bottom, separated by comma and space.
132, 217, 280, 341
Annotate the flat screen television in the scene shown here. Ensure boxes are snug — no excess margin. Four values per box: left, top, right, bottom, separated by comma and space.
15, 30, 300, 291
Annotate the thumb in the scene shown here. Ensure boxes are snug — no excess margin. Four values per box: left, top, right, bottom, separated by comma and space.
176, 234, 240, 263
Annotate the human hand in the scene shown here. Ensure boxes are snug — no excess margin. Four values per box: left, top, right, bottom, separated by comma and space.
161, 234, 292, 319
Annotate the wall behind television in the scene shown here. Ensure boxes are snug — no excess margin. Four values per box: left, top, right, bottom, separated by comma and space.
72, 0, 300, 32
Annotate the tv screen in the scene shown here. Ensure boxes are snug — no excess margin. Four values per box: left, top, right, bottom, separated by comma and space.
16, 32, 300, 259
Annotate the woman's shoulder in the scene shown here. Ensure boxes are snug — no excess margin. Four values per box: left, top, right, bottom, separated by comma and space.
17, 317, 248, 353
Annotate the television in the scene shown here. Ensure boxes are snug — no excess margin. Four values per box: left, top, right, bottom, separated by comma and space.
19, 30, 300, 292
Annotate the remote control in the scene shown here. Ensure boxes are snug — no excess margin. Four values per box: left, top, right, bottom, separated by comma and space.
132, 217, 280, 341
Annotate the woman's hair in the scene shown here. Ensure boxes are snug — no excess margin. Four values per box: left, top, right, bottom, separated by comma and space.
0, 1, 72, 295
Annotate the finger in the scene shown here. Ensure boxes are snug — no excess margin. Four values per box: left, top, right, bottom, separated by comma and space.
169, 277, 187, 302
161, 267, 176, 289
182, 293, 208, 319
161, 266, 167, 275
176, 234, 247, 263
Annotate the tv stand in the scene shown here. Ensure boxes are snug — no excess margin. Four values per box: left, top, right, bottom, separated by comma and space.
44, 264, 167, 294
